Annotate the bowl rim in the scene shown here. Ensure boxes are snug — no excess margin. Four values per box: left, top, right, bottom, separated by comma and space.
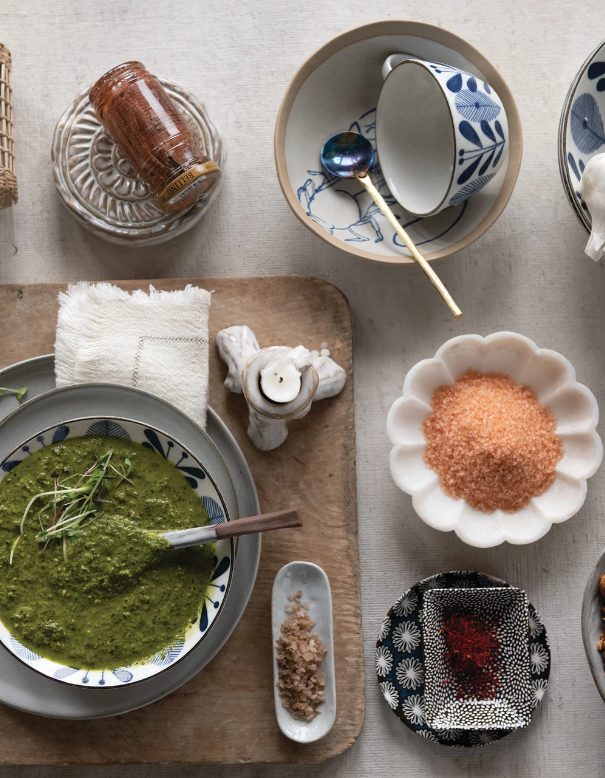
581, 546, 605, 704
557, 36, 605, 234
274, 19, 523, 265
0, 413, 234, 689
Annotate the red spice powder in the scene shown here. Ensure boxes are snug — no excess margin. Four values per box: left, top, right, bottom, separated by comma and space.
441, 608, 500, 700
422, 370, 563, 513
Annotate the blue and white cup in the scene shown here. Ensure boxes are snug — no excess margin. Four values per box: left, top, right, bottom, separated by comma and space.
376, 55, 508, 216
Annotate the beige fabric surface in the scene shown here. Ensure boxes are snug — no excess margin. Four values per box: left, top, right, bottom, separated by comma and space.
0, 0, 603, 776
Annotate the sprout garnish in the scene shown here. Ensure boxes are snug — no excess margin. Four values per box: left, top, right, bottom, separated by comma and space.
11, 450, 134, 563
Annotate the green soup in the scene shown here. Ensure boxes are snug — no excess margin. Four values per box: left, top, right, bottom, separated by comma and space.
0, 436, 215, 669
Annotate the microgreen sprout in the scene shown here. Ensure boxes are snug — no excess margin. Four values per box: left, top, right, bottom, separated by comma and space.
0, 385, 27, 403
12, 450, 134, 563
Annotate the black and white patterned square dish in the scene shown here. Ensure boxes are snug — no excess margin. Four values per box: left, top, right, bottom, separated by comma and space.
422, 587, 532, 730
376, 572, 549, 747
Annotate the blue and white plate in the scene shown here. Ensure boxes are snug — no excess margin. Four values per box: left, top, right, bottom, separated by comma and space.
375, 571, 550, 747
559, 38, 605, 231
0, 416, 233, 689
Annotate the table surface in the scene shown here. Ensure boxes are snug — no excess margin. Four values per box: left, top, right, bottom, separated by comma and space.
0, 1, 603, 776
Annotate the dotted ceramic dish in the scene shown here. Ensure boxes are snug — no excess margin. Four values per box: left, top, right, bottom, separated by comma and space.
375, 571, 550, 748
422, 587, 531, 730
387, 332, 602, 547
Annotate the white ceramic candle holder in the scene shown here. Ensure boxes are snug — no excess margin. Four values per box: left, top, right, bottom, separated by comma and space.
216, 325, 346, 451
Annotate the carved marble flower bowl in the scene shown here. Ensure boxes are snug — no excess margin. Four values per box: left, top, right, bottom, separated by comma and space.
387, 332, 602, 547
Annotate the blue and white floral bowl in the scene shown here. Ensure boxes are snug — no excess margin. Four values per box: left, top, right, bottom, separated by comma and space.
559, 38, 605, 231
0, 417, 233, 688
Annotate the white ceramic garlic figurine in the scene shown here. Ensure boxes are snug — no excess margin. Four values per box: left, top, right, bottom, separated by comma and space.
580, 152, 605, 260
216, 325, 346, 451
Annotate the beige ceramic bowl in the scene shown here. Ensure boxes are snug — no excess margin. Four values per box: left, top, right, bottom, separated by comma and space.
274, 21, 522, 264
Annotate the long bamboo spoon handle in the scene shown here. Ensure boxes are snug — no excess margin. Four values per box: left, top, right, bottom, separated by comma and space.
357, 174, 462, 319
161, 509, 302, 549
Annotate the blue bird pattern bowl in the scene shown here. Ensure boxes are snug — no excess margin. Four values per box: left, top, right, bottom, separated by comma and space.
0, 417, 233, 688
278, 22, 521, 264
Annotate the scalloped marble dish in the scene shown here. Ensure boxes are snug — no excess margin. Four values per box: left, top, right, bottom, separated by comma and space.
52, 77, 226, 246
0, 416, 233, 688
387, 332, 602, 547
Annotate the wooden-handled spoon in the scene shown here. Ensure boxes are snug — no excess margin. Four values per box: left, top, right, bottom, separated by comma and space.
161, 509, 301, 550
320, 131, 462, 319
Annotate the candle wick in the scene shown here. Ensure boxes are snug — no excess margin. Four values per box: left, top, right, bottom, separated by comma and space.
279, 377, 283, 383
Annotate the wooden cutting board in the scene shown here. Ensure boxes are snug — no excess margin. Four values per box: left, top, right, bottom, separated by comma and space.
0, 276, 363, 765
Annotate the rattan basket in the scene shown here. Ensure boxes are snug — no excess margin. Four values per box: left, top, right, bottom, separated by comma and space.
0, 43, 17, 208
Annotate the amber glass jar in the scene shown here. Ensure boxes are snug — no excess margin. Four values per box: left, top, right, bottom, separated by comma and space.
90, 62, 221, 214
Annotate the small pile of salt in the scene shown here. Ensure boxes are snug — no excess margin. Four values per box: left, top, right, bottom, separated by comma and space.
275, 591, 327, 721
422, 370, 563, 513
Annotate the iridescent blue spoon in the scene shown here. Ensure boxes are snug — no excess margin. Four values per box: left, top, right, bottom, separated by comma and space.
320, 132, 462, 319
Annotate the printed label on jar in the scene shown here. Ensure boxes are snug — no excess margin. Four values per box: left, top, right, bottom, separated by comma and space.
158, 162, 221, 208
168, 175, 208, 205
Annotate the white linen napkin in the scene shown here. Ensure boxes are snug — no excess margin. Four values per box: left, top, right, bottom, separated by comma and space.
55, 282, 211, 428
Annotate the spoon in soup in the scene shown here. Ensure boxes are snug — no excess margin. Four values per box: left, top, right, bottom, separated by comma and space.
159, 508, 301, 549
65, 511, 302, 592
320, 131, 462, 319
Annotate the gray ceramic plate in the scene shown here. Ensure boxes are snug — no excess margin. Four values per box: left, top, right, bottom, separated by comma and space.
0, 355, 260, 719
582, 548, 605, 702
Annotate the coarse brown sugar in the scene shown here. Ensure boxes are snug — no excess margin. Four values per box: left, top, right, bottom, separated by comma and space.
276, 590, 327, 721
422, 370, 563, 513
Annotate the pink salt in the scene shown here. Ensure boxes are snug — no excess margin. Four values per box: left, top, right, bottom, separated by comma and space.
422, 370, 563, 513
